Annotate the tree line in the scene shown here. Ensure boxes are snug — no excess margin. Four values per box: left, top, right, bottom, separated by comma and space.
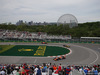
0, 22, 100, 37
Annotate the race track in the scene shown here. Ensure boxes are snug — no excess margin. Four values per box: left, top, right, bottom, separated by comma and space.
0, 42, 100, 66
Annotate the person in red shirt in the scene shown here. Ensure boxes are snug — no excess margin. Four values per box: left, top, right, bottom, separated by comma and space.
66, 66, 71, 75
55, 69, 59, 74
58, 64, 62, 71
58, 64, 62, 75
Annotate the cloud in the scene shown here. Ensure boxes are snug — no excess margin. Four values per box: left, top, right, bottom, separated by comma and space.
0, 0, 100, 23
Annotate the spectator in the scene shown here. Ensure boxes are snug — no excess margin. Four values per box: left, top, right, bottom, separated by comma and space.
0, 69, 6, 75
84, 68, 88, 75
16, 69, 20, 75
6, 66, 12, 75
58, 64, 62, 75
93, 68, 98, 75
34, 66, 38, 74
58, 64, 62, 71
53, 65, 57, 72
20, 67, 26, 75
42, 67, 46, 72
87, 67, 94, 75
36, 67, 42, 75
49, 65, 54, 73
62, 67, 66, 75
49, 68, 52, 75
66, 66, 71, 75
24, 66, 29, 75
29, 66, 34, 75
97, 66, 100, 74
79, 67, 83, 74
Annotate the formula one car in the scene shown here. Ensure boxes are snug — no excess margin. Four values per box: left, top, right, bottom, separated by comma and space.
41, 42, 47, 44
53, 55, 66, 61
63, 45, 70, 48
53, 57, 59, 61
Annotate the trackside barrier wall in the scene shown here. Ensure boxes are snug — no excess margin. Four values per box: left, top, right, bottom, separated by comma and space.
0, 40, 100, 44
0, 39, 100, 43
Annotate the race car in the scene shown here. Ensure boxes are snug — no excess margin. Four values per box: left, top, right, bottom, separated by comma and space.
41, 42, 47, 44
53, 57, 59, 61
63, 45, 70, 48
53, 55, 66, 61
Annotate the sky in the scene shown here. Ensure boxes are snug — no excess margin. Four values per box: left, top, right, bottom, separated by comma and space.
0, 0, 100, 24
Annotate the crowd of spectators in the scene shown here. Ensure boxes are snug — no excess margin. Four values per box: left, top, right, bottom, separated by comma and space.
0, 63, 72, 75
0, 62, 100, 75
0, 29, 71, 40
75, 64, 100, 75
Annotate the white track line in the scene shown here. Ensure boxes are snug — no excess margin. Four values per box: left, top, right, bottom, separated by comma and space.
70, 44, 99, 65
34, 59, 37, 63
66, 48, 72, 56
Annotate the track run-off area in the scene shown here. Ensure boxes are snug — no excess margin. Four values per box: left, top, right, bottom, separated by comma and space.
0, 42, 100, 66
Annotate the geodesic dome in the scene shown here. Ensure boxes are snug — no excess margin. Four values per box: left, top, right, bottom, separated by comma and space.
57, 14, 78, 28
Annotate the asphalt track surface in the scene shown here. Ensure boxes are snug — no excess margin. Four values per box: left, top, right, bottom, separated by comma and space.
0, 42, 100, 66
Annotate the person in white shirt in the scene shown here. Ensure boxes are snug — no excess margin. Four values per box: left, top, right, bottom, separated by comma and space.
34, 66, 38, 75
0, 69, 6, 75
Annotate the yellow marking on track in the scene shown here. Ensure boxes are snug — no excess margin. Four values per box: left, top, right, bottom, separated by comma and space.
18, 48, 33, 52
34, 46, 46, 56
0, 45, 15, 53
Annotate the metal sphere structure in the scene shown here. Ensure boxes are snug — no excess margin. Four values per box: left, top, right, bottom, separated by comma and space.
57, 14, 78, 28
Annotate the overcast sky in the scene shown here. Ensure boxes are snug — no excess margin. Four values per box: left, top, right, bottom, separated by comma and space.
0, 0, 100, 24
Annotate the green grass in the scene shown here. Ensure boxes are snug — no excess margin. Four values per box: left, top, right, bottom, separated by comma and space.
0, 45, 15, 53
44, 46, 70, 56
0, 45, 38, 56
0, 45, 70, 57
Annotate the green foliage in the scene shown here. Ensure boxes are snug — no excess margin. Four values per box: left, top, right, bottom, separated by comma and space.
0, 21, 100, 37
0, 47, 2, 50
0, 24, 16, 30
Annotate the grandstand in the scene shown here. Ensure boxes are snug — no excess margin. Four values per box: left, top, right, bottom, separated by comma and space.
0, 29, 71, 42
0, 29, 100, 43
